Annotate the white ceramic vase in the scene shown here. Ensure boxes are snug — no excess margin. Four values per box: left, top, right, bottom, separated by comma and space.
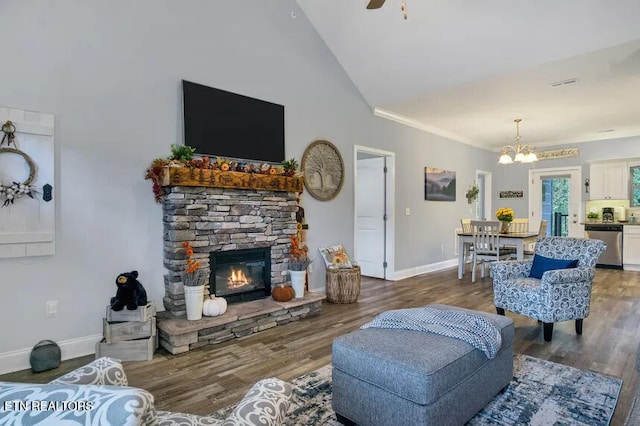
184, 285, 205, 320
289, 270, 306, 298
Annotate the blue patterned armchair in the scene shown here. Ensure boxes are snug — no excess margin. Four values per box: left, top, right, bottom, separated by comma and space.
490, 236, 606, 342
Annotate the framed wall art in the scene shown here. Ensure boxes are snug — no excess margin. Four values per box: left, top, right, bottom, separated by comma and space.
425, 167, 456, 201
301, 140, 344, 201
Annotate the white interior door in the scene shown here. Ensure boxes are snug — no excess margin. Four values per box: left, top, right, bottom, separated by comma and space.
356, 156, 386, 278
529, 166, 582, 237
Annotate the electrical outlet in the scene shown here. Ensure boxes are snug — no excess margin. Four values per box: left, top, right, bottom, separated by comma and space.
46, 301, 58, 318
405, 208, 411, 216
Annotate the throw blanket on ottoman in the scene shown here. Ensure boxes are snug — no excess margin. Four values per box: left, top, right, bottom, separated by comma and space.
361, 306, 502, 358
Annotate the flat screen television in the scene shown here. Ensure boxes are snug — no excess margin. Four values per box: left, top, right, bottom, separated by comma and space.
182, 80, 285, 163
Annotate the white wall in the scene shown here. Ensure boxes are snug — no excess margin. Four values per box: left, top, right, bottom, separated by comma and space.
0, 0, 373, 366
0, 0, 506, 370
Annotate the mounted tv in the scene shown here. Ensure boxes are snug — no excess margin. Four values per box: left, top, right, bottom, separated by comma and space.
182, 80, 285, 163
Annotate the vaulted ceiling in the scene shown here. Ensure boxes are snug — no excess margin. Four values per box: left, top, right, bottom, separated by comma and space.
296, 0, 640, 152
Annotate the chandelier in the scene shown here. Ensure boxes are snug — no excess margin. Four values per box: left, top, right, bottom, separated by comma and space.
498, 119, 537, 164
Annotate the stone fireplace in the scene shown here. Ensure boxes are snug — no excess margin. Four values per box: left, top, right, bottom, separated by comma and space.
162, 184, 298, 317
156, 169, 324, 355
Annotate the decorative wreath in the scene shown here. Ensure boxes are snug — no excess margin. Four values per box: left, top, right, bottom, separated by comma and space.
0, 147, 38, 207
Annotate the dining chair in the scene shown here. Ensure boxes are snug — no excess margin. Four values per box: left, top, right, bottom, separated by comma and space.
460, 218, 472, 234
470, 220, 513, 283
522, 219, 548, 258
509, 218, 529, 233
460, 218, 474, 269
502, 218, 529, 255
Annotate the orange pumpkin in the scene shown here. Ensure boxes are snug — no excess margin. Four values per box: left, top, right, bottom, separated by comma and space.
272, 285, 295, 302
220, 163, 230, 171
269, 167, 277, 175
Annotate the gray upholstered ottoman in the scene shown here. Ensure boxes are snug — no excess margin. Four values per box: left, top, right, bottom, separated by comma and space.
332, 304, 514, 426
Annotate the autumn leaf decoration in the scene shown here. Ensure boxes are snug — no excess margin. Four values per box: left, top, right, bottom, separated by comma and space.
288, 235, 311, 271
182, 242, 206, 286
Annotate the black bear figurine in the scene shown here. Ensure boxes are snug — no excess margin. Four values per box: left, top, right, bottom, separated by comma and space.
110, 270, 148, 311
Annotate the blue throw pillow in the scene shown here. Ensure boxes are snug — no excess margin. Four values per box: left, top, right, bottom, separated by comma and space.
529, 254, 578, 279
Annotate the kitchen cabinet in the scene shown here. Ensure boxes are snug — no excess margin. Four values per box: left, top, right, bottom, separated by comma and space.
589, 162, 628, 200
623, 225, 640, 271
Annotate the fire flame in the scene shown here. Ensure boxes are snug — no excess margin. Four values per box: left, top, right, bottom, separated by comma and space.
228, 268, 250, 288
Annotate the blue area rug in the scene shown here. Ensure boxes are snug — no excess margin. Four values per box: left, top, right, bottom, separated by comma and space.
278, 354, 622, 426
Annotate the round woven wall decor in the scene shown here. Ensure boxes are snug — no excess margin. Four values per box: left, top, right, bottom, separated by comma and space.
301, 140, 344, 201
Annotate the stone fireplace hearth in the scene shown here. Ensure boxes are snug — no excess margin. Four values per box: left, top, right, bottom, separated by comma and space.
162, 185, 298, 316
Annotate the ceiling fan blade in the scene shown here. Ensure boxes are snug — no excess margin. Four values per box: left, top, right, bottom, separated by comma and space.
366, 0, 386, 10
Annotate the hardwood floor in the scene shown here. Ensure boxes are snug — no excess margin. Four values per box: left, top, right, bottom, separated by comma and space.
3, 266, 640, 425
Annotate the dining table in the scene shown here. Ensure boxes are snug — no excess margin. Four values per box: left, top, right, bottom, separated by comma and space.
457, 231, 539, 279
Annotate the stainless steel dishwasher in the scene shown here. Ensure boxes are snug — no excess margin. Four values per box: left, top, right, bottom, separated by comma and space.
584, 224, 623, 269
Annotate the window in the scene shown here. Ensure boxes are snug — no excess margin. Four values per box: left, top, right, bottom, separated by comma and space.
632, 166, 640, 207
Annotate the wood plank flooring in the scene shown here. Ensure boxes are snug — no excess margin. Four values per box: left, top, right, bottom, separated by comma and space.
3, 266, 640, 425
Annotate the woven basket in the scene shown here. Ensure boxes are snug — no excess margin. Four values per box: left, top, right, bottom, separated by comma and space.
326, 265, 361, 304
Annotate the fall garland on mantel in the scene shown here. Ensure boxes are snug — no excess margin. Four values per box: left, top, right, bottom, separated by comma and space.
145, 145, 302, 203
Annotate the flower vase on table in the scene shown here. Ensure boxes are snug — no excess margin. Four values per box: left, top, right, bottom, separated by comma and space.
181, 242, 207, 320
496, 207, 515, 235
500, 221, 511, 234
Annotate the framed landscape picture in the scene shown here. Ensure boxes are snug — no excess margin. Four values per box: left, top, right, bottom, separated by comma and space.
425, 167, 456, 201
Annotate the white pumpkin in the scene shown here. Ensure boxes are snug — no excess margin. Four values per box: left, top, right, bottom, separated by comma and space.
202, 296, 227, 317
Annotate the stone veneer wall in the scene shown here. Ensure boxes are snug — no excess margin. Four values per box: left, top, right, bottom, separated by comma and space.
162, 186, 298, 317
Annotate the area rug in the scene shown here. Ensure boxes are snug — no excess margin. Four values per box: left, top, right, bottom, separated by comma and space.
214, 354, 622, 425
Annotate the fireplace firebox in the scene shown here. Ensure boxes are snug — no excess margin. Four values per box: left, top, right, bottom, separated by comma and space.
210, 248, 271, 304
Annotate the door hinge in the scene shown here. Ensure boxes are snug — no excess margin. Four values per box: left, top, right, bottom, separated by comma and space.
383, 261, 388, 268
383, 214, 388, 221
383, 166, 388, 173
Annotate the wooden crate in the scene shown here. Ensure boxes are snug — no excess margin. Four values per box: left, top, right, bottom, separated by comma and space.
96, 336, 155, 362
103, 317, 156, 344
106, 302, 155, 322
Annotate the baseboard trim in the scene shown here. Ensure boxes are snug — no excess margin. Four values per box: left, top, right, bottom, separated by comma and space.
0, 334, 102, 375
390, 259, 458, 281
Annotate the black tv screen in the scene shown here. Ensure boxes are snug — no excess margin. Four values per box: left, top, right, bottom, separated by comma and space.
182, 80, 285, 163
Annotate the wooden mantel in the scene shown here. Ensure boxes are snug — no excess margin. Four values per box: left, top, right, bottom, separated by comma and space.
161, 167, 303, 193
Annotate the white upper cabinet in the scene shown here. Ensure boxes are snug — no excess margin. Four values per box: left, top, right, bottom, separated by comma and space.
589, 162, 629, 200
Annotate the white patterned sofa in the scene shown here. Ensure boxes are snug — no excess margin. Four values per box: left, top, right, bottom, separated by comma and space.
0, 357, 292, 425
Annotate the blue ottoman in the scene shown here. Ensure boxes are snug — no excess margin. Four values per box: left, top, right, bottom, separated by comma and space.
332, 304, 514, 426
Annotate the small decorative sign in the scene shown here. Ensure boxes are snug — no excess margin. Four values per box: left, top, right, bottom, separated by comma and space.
536, 148, 579, 161
499, 190, 523, 199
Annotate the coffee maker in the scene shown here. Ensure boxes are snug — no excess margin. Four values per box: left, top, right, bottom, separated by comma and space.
602, 207, 614, 223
